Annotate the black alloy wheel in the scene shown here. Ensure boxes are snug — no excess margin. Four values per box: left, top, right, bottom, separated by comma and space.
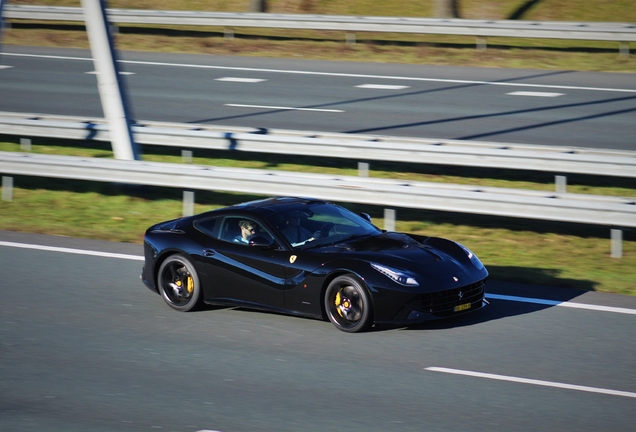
324, 275, 373, 333
158, 254, 201, 312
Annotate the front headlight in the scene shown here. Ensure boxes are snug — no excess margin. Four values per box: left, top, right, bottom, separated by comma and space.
370, 263, 419, 286
458, 244, 484, 270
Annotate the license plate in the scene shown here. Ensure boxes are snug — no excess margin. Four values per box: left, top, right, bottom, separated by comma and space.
454, 302, 471, 312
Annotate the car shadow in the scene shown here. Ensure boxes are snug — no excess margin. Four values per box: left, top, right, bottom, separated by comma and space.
394, 271, 594, 332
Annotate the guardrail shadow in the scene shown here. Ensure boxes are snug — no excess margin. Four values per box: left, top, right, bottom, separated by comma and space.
399, 269, 594, 332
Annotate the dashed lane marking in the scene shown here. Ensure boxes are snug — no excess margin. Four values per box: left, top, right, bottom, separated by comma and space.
507, 91, 564, 97
356, 84, 410, 90
216, 77, 266, 83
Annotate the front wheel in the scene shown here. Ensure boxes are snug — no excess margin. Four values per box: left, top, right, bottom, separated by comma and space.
324, 275, 373, 333
157, 254, 202, 312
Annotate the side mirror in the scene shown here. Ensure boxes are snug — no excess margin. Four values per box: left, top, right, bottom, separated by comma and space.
360, 212, 372, 223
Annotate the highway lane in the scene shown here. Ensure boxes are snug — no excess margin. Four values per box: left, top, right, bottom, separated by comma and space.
1, 45, 636, 150
1, 231, 635, 432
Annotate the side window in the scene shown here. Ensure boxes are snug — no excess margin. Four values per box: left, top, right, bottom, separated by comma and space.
221, 217, 273, 245
193, 216, 221, 238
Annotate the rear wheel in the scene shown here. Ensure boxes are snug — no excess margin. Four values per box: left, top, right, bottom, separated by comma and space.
157, 254, 201, 312
324, 275, 373, 333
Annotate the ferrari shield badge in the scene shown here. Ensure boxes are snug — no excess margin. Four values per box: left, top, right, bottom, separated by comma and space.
289, 255, 297, 264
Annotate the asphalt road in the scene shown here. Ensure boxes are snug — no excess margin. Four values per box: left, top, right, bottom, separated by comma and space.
1, 45, 636, 150
1, 231, 635, 432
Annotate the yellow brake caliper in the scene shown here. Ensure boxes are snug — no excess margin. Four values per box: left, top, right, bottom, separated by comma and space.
186, 275, 194, 294
335, 291, 343, 317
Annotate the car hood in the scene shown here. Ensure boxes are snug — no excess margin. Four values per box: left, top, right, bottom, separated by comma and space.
311, 232, 486, 288
311, 232, 444, 267
330, 231, 440, 263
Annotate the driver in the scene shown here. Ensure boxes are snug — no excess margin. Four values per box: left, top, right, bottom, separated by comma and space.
281, 211, 314, 245
234, 220, 258, 244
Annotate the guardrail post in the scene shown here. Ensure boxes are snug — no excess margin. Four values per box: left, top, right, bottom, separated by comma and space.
0, 0, 6, 68
183, 191, 194, 217
384, 208, 396, 231
358, 162, 369, 177
182, 150, 193, 163
477, 37, 487, 51
20, 138, 32, 151
611, 229, 623, 258
224, 27, 234, 40
2, 175, 13, 201
250, 0, 267, 13
619, 42, 630, 58
346, 32, 356, 46
555, 175, 567, 193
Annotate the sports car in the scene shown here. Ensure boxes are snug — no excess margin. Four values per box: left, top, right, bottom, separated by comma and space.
141, 197, 488, 332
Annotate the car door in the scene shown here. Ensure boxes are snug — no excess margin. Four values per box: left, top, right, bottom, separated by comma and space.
198, 215, 290, 309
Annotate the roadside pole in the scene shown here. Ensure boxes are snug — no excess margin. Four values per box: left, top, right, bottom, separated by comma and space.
0, 0, 5, 67
81, 0, 140, 160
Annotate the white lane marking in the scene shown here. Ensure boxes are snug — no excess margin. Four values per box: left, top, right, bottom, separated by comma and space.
85, 71, 136, 75
356, 84, 410, 90
426, 367, 636, 399
216, 77, 266, 83
485, 293, 636, 315
507, 91, 564, 97
225, 104, 344, 113
0, 65, 13, 70
4, 52, 636, 94
0, 241, 144, 261
1, 240, 635, 316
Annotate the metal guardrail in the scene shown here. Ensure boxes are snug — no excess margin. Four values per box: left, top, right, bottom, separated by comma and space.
2, 112, 635, 178
2, 151, 635, 228
5, 5, 636, 44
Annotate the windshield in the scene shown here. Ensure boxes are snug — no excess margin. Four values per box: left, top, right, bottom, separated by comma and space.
266, 203, 381, 249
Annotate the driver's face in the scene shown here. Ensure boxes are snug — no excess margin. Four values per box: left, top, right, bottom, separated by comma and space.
242, 225, 256, 238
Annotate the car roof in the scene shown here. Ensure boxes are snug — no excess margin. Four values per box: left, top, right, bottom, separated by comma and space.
207, 197, 329, 218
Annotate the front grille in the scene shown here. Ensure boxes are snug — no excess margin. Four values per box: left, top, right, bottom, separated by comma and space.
408, 280, 485, 316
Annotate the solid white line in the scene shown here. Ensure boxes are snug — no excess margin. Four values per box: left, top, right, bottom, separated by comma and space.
216, 77, 266, 83
1, 240, 635, 316
485, 293, 636, 315
4, 52, 636, 94
356, 84, 410, 90
0, 65, 13, 70
507, 91, 564, 97
0, 241, 144, 261
225, 104, 344, 113
425, 367, 636, 399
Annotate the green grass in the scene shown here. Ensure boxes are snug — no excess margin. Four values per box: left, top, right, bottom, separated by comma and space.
1, 138, 635, 296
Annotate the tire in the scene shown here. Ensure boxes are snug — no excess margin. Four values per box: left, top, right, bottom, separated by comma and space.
324, 275, 373, 333
157, 254, 202, 312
